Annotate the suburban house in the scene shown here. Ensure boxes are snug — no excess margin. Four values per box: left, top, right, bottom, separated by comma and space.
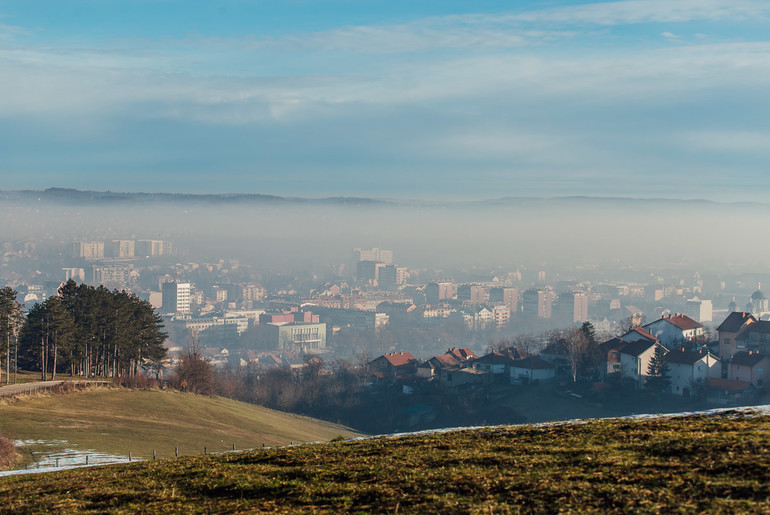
417, 347, 478, 379
666, 349, 721, 396
474, 348, 527, 384
509, 356, 556, 385
539, 339, 570, 370
440, 366, 489, 387
617, 340, 668, 389
369, 352, 418, 378
717, 311, 756, 360
706, 377, 756, 404
474, 347, 527, 376
734, 321, 770, 356
620, 327, 658, 344
599, 337, 625, 377
642, 314, 705, 349
727, 351, 769, 389
446, 347, 479, 364
416, 360, 440, 379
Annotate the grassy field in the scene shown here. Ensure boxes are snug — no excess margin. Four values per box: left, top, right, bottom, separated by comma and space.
0, 409, 767, 513
0, 387, 358, 466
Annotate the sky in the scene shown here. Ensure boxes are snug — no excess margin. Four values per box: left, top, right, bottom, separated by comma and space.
1, 0, 769, 200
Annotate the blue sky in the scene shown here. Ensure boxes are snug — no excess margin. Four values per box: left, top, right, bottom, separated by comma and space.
1, 0, 769, 200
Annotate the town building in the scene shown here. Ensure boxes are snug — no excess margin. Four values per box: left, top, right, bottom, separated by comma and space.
727, 351, 769, 389
641, 314, 705, 349
266, 321, 327, 353
162, 281, 191, 315
521, 288, 556, 319
667, 350, 720, 396
72, 241, 104, 260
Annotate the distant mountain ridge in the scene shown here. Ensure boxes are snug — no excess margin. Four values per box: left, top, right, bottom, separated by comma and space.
0, 188, 762, 208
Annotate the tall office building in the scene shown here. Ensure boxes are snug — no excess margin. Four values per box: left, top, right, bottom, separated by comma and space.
162, 282, 191, 315
72, 241, 104, 260
522, 288, 556, 319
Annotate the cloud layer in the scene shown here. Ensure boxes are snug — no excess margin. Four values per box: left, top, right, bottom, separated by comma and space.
0, 1, 768, 199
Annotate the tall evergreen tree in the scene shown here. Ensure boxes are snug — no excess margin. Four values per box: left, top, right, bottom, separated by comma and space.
645, 345, 671, 394
0, 287, 23, 384
18, 282, 167, 379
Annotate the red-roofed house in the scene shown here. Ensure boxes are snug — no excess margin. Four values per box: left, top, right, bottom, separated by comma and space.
446, 347, 478, 363
706, 377, 757, 404
621, 327, 658, 344
369, 352, 418, 378
642, 314, 705, 349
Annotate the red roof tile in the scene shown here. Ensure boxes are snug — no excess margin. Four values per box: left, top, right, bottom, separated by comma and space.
707, 377, 752, 394
447, 347, 478, 362
382, 352, 417, 367
660, 314, 703, 331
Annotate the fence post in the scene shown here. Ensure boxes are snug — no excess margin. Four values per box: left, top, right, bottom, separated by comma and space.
128, 452, 131, 462
204, 446, 207, 455
153, 450, 156, 460
175, 447, 178, 458
232, 443, 235, 451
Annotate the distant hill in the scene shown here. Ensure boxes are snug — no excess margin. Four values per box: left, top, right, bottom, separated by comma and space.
1, 407, 768, 513
0, 187, 764, 208
0, 188, 397, 207
0, 388, 358, 467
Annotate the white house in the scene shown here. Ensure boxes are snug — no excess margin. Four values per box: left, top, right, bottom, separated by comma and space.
509, 356, 556, 385
667, 350, 721, 396
642, 314, 705, 349
618, 340, 667, 389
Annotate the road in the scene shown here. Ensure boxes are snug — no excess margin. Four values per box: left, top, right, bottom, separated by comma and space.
0, 381, 64, 398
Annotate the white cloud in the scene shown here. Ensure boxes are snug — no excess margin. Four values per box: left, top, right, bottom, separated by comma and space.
511, 0, 770, 26
679, 130, 770, 153
661, 32, 683, 41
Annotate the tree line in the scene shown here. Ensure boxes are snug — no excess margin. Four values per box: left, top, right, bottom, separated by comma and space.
0, 280, 167, 381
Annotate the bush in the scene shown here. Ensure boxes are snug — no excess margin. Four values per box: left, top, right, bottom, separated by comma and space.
112, 374, 159, 389
0, 434, 17, 470
172, 345, 216, 396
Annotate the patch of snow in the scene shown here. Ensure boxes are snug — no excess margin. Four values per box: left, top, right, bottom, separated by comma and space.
1, 439, 140, 478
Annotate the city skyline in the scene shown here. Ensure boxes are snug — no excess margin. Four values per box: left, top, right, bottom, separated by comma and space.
1, 1, 769, 200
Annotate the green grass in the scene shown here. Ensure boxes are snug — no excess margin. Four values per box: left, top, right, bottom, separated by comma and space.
0, 387, 359, 465
1, 410, 768, 513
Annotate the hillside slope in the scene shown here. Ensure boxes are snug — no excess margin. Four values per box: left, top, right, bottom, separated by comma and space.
0, 388, 357, 466
1, 408, 768, 513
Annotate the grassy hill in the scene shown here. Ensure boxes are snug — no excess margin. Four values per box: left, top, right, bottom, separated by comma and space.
1, 408, 768, 513
0, 387, 358, 466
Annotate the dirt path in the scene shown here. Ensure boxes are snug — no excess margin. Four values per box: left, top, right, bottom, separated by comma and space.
0, 381, 64, 398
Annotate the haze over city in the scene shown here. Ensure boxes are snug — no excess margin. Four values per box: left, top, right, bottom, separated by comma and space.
2, 3, 770, 511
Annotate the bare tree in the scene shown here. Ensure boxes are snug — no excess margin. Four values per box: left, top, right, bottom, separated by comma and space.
172, 332, 215, 395
565, 327, 590, 383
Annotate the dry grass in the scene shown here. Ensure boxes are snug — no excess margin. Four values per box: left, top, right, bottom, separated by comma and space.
0, 388, 359, 467
0, 435, 16, 470
0, 410, 767, 513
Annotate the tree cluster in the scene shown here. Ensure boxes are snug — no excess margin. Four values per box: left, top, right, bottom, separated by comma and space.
17, 280, 167, 380
0, 287, 23, 384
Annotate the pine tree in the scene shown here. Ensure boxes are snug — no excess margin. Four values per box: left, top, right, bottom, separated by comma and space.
645, 345, 671, 394
0, 287, 23, 384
